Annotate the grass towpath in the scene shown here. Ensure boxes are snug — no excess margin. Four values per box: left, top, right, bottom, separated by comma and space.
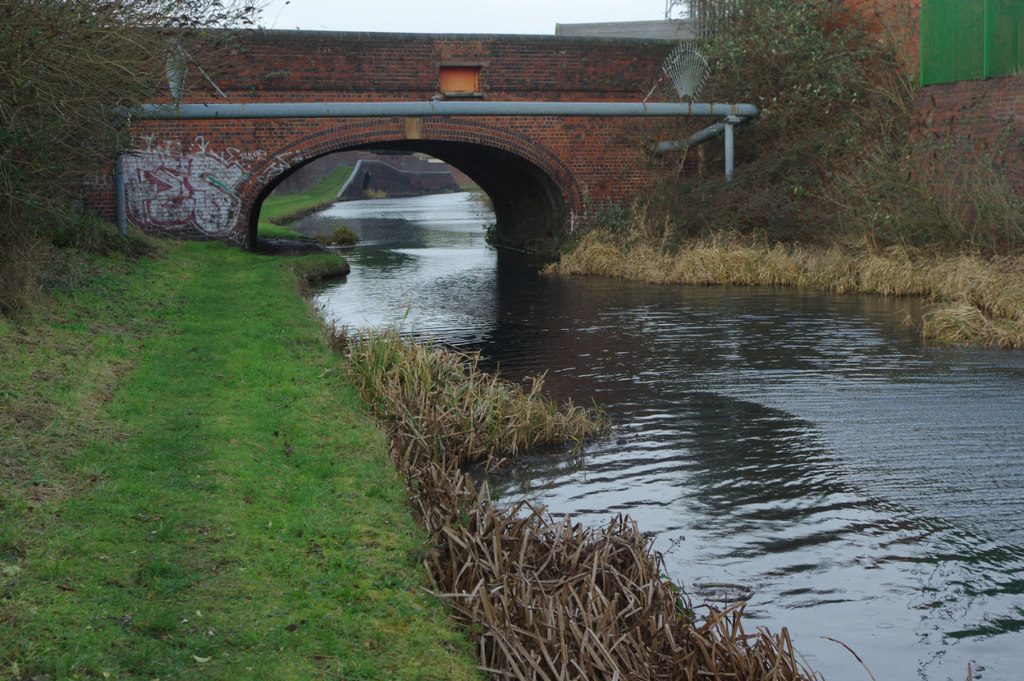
0, 241, 480, 680
257, 165, 354, 239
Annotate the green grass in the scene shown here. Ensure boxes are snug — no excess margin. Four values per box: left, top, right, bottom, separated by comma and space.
0, 240, 481, 680
256, 165, 354, 239
256, 222, 306, 239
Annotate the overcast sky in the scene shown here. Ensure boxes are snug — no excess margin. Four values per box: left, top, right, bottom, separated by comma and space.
259, 0, 671, 35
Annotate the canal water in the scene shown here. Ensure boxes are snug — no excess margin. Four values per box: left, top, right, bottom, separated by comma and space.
304, 192, 1024, 681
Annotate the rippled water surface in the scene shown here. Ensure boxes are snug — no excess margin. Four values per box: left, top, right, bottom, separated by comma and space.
308, 193, 1024, 681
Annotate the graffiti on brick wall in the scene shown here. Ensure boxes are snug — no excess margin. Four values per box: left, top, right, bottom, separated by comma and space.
123, 136, 251, 235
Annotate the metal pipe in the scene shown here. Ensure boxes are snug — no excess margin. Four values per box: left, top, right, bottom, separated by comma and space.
652, 121, 727, 154
131, 100, 759, 120
114, 153, 127, 236
653, 114, 750, 181
724, 117, 735, 182
653, 114, 754, 155
125, 99, 759, 184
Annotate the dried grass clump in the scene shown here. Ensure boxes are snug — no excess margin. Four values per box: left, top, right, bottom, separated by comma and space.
346, 326, 823, 680
555, 232, 630, 279
315, 224, 359, 247
920, 254, 1024, 325
922, 303, 1024, 349
554, 231, 809, 289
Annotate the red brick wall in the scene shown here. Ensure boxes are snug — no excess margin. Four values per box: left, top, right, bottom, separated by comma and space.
200, 31, 668, 104
89, 31, 674, 249
840, 0, 920, 76
912, 76, 1024, 171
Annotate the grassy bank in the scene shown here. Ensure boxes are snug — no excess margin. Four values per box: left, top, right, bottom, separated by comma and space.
256, 165, 354, 239
549, 229, 1024, 348
0, 240, 480, 680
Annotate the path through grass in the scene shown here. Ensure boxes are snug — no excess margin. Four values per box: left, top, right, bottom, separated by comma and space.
0, 241, 480, 680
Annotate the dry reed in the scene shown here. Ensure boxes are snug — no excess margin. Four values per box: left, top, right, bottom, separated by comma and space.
345, 327, 824, 680
346, 327, 607, 468
549, 230, 1024, 349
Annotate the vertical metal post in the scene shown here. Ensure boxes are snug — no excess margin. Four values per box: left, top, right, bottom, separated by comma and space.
983, 0, 992, 78
114, 153, 127, 236
724, 117, 735, 182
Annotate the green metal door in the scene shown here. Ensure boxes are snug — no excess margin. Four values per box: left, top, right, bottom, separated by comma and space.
988, 0, 1024, 77
921, 0, 1024, 84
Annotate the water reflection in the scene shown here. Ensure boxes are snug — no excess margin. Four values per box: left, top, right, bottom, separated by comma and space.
310, 193, 1024, 681
308, 193, 497, 340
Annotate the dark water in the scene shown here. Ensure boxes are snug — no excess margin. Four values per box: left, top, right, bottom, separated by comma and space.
307, 193, 1024, 681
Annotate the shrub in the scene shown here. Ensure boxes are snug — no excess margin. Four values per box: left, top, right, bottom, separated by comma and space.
0, 0, 259, 313
316, 224, 360, 247
826, 138, 1024, 254
634, 0, 917, 246
701, 0, 882, 152
624, 0, 1023, 256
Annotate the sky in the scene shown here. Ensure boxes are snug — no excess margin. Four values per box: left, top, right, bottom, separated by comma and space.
259, 0, 672, 35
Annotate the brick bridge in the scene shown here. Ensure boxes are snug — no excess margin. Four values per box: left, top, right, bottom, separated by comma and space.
95, 30, 682, 253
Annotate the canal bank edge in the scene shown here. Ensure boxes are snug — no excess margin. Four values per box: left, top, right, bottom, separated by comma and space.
0, 240, 482, 680
549, 230, 1024, 349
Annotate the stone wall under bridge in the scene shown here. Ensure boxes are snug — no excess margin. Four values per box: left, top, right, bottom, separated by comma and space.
88, 30, 679, 254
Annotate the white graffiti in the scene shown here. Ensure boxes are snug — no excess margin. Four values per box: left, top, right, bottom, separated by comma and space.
226, 147, 268, 163
123, 136, 250, 235
253, 149, 302, 186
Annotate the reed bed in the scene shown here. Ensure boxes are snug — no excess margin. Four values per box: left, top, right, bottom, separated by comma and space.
345, 327, 607, 468
550, 230, 1024, 349
345, 327, 824, 680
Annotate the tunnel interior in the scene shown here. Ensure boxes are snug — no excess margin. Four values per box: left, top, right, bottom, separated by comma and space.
250, 140, 570, 254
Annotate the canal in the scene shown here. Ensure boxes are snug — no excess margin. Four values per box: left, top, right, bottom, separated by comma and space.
303, 192, 1024, 681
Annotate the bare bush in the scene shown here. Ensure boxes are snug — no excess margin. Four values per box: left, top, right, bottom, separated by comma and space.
0, 0, 259, 313
828, 139, 1024, 253
635, 0, 916, 245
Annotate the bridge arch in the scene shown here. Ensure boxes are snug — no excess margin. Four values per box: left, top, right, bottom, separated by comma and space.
244, 118, 583, 253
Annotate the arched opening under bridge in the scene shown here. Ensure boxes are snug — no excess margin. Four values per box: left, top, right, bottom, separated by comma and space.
246, 127, 581, 254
